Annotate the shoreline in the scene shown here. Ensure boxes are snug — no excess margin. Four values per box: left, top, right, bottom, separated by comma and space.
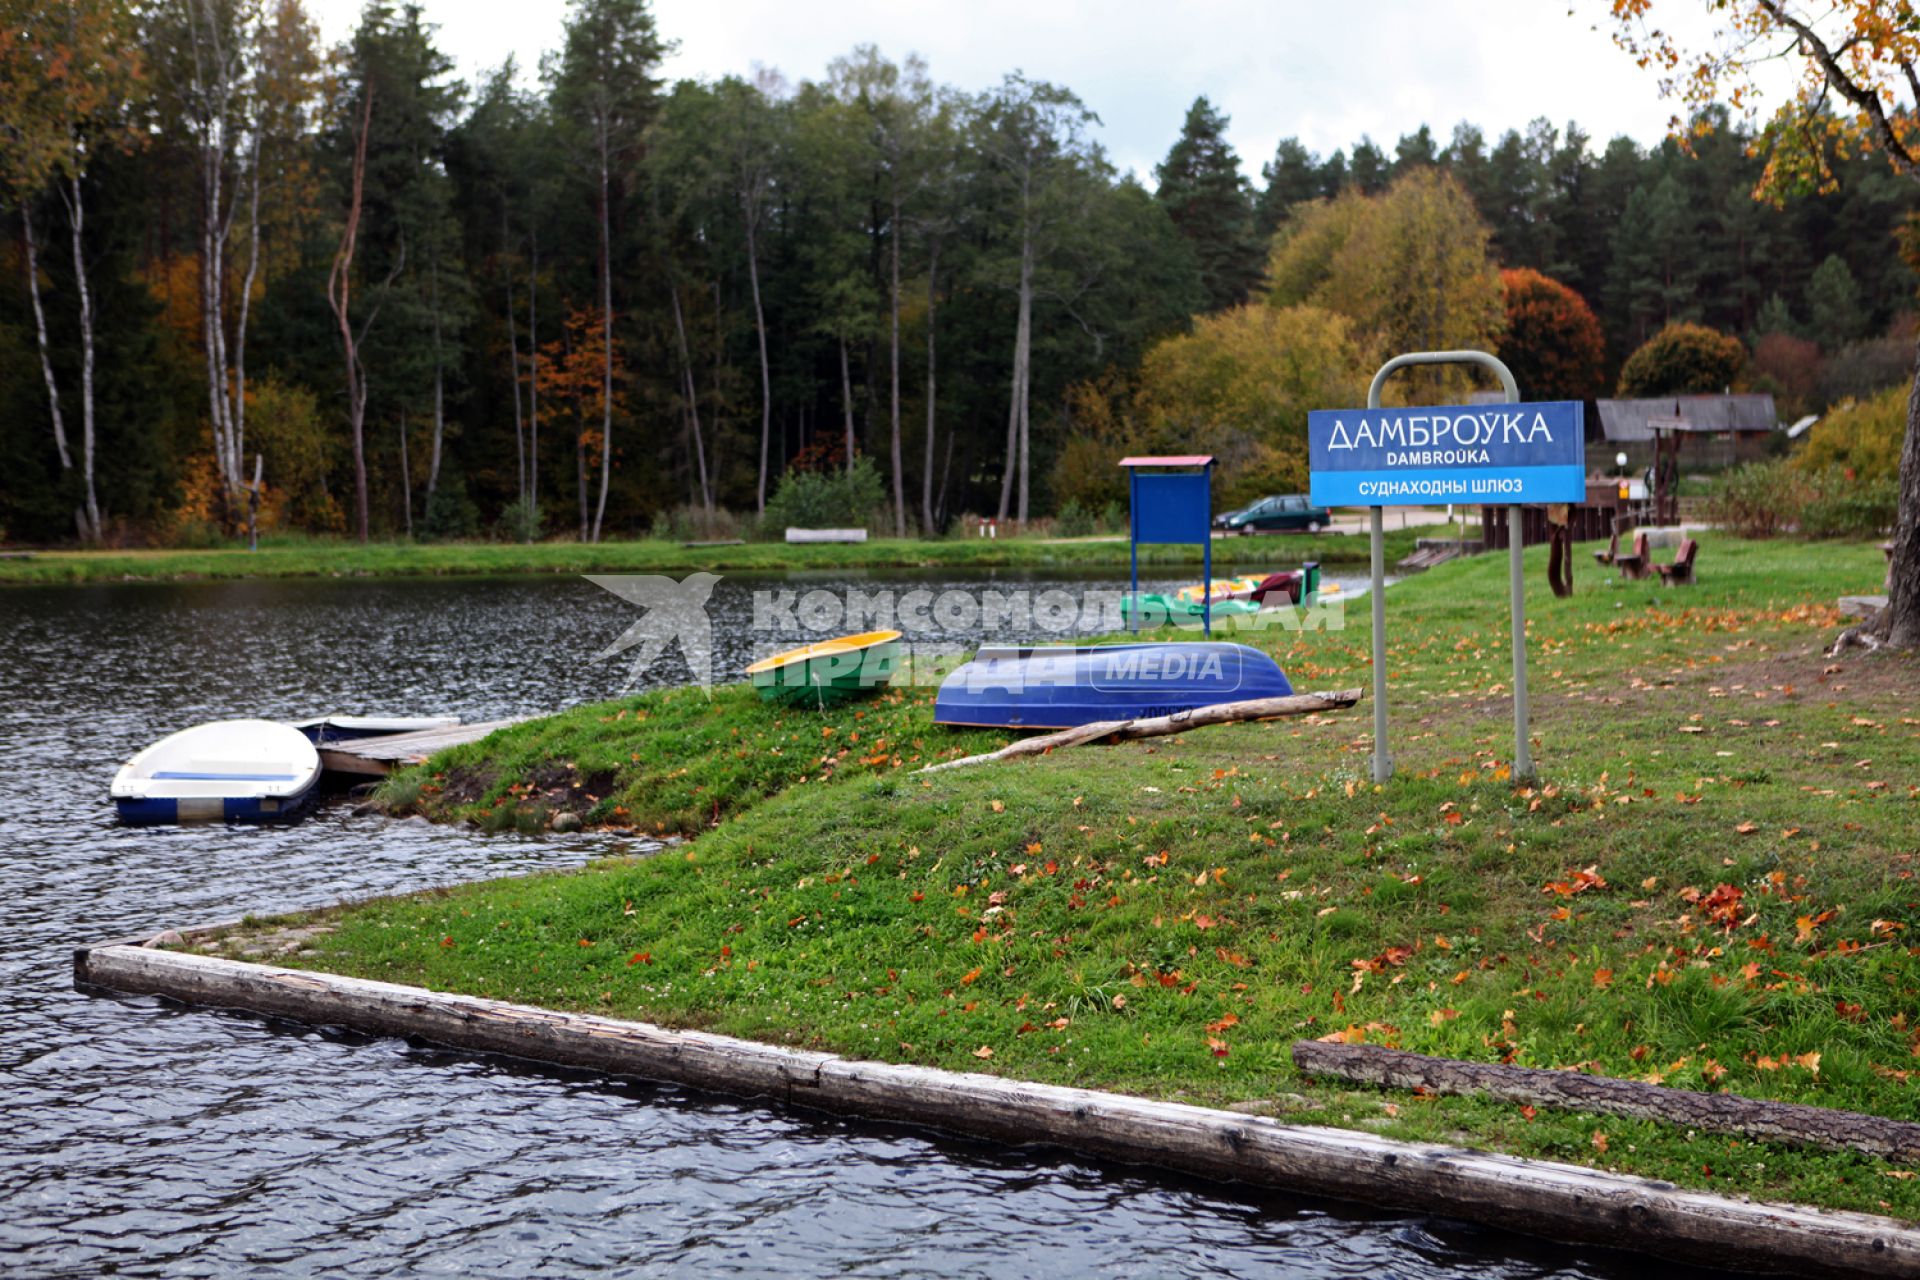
0, 531, 1417, 587
73, 936, 1920, 1279
81, 537, 1920, 1241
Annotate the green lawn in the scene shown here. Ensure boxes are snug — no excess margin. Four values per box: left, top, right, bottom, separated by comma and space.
0, 529, 1416, 585
192, 536, 1920, 1219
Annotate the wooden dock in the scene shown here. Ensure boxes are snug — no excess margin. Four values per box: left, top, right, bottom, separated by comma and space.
319, 719, 524, 777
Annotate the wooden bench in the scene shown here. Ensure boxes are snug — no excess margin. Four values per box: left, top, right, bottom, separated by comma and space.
1612, 532, 1651, 581
1655, 537, 1698, 586
1592, 528, 1620, 567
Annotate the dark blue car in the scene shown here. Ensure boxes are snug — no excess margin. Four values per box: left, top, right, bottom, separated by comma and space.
1216, 494, 1331, 535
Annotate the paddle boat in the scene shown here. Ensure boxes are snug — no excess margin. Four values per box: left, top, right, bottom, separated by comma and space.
1119, 592, 1259, 628
290, 714, 461, 747
934, 641, 1292, 729
1247, 561, 1322, 606
1124, 562, 1323, 627
1172, 576, 1261, 605
111, 719, 322, 825
747, 630, 903, 706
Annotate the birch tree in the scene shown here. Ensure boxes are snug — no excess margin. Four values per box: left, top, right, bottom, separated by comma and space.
975, 74, 1100, 525
0, 0, 142, 542
709, 75, 782, 515
550, 0, 663, 542
149, 0, 260, 522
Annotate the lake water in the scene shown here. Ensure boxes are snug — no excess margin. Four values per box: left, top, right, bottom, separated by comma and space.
0, 572, 1733, 1277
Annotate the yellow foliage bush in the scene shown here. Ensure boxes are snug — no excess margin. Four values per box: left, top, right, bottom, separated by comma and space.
1132, 304, 1367, 508
1791, 384, 1908, 483
1265, 169, 1503, 395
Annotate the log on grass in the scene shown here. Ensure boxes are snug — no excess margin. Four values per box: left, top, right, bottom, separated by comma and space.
1294, 1040, 1920, 1164
73, 941, 1920, 1278
920, 688, 1363, 773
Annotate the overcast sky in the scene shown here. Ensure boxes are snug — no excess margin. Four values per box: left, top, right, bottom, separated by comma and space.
307, 0, 1771, 182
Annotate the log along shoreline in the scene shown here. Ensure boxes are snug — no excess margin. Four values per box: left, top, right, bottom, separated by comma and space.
76, 929, 1920, 1279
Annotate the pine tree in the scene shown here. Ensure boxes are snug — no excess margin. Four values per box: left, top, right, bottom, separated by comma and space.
1752, 292, 1798, 342
1254, 137, 1319, 239
1316, 148, 1348, 195
1349, 137, 1389, 193
1393, 125, 1438, 172
1153, 96, 1261, 311
1807, 253, 1866, 346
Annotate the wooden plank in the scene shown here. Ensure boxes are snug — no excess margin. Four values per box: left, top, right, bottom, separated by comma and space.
318, 719, 525, 776
73, 941, 1920, 1279
921, 689, 1363, 773
1294, 1041, 1920, 1163
784, 527, 867, 543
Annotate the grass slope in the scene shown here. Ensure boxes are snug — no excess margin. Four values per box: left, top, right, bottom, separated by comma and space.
201, 537, 1920, 1218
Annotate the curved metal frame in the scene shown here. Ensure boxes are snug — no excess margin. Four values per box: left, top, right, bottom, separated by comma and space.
1362, 350, 1534, 784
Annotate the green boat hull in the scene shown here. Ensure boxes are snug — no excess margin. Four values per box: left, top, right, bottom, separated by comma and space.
1120, 594, 1259, 628
752, 640, 903, 705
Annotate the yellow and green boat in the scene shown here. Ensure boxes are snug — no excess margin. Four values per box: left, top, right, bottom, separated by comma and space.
746, 630, 903, 706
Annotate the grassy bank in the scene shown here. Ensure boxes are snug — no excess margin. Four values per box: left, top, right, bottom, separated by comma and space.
193, 537, 1920, 1219
0, 529, 1417, 586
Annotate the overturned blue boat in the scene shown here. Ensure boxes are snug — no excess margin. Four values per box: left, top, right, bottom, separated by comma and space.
933, 642, 1292, 730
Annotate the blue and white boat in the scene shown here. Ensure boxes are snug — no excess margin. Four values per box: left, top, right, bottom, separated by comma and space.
111, 719, 322, 825
290, 714, 460, 747
934, 642, 1292, 730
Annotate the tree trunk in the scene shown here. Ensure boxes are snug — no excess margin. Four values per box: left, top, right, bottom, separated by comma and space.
745, 205, 772, 514
65, 174, 101, 542
591, 126, 613, 544
922, 690, 1365, 773
199, 139, 232, 516
327, 85, 375, 544
20, 205, 72, 473
426, 249, 444, 501
669, 278, 712, 514
1887, 353, 1920, 649
937, 423, 956, 527
839, 336, 855, 472
576, 421, 589, 542
888, 195, 905, 537
233, 139, 262, 505
567, 320, 587, 542
997, 233, 1033, 525
920, 238, 940, 535
398, 417, 412, 538
1293, 1040, 1920, 1163
502, 210, 526, 520
527, 228, 540, 524
712, 279, 727, 483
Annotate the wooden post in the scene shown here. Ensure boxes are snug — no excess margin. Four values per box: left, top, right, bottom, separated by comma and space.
1295, 1041, 1920, 1163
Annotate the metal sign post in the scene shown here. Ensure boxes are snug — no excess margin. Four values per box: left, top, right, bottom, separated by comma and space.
1310, 350, 1582, 784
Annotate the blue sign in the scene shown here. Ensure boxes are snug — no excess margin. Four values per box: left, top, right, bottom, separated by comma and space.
1308, 400, 1585, 506
1130, 472, 1211, 543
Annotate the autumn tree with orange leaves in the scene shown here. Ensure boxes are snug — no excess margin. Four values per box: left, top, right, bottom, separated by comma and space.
1602, 0, 1920, 649
1498, 268, 1606, 401
537, 303, 627, 541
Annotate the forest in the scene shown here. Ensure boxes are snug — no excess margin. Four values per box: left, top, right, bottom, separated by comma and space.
1, 0, 1915, 545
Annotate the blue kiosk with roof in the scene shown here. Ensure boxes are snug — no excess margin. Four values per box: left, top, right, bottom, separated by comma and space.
1120, 454, 1215, 634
